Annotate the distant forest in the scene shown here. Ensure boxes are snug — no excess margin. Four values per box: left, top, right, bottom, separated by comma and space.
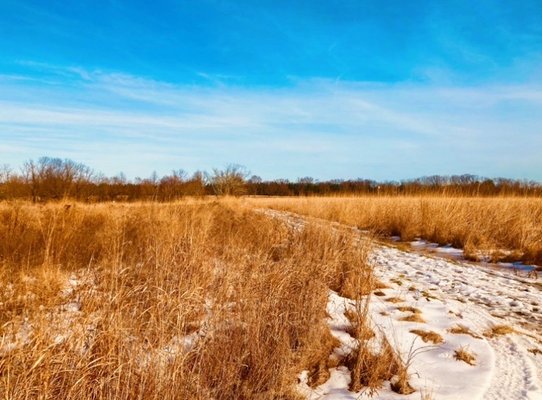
0, 157, 541, 201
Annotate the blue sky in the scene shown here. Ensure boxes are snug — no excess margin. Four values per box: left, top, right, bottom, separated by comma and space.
1, 0, 541, 180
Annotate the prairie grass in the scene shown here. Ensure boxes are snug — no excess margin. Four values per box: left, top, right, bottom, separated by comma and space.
448, 325, 482, 339
484, 324, 515, 338
399, 314, 426, 323
385, 297, 405, 303
0, 199, 378, 399
454, 346, 476, 365
397, 306, 422, 314
248, 196, 542, 264
410, 330, 444, 344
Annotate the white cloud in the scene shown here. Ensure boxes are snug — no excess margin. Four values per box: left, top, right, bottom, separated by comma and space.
0, 67, 541, 180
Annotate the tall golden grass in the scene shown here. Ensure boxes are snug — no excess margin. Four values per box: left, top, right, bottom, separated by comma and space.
0, 199, 381, 399
249, 196, 542, 264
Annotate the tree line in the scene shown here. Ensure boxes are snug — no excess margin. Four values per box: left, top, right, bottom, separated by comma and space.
0, 157, 540, 201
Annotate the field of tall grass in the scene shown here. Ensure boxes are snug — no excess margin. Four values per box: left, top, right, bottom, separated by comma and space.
249, 196, 542, 264
0, 199, 391, 399
4, 195, 532, 398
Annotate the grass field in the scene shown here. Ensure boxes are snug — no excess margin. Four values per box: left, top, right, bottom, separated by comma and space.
1, 196, 541, 399
0, 199, 389, 399
249, 196, 542, 264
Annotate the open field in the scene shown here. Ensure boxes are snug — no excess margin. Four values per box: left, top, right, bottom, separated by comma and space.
249, 196, 542, 265
0, 199, 387, 399
1, 198, 541, 399
3, 0, 542, 398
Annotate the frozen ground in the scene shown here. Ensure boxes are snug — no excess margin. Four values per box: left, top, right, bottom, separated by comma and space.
406, 238, 539, 272
262, 209, 542, 400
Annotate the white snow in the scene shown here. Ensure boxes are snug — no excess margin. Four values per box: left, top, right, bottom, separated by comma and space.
263, 209, 542, 400
410, 239, 465, 259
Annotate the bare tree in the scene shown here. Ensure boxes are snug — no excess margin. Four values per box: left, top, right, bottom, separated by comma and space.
22, 160, 39, 202
21, 157, 93, 201
209, 164, 249, 196
0, 164, 12, 183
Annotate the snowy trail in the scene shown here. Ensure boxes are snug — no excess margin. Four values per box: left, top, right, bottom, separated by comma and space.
372, 246, 542, 336
261, 209, 542, 400
372, 245, 542, 400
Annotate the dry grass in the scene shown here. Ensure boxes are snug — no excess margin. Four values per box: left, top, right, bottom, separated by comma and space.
385, 297, 405, 303
374, 281, 389, 289
400, 314, 426, 323
484, 324, 515, 338
410, 329, 444, 344
344, 309, 374, 340
454, 346, 476, 365
347, 336, 412, 395
397, 306, 422, 314
248, 196, 542, 264
342, 259, 415, 395
448, 325, 482, 339
0, 199, 380, 399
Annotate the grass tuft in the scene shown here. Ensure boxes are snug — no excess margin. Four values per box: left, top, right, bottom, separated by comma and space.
410, 329, 444, 344
385, 297, 405, 304
454, 346, 476, 365
484, 324, 515, 338
400, 314, 426, 323
448, 324, 482, 339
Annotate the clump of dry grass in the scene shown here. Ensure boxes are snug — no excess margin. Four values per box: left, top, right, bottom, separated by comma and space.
346, 288, 415, 396
454, 346, 476, 365
390, 372, 416, 395
374, 281, 390, 289
397, 305, 425, 323
0, 199, 378, 399
400, 314, 426, 323
304, 330, 342, 388
345, 307, 375, 341
448, 325, 482, 339
484, 324, 515, 338
347, 336, 412, 395
421, 290, 439, 301
385, 297, 405, 303
410, 329, 444, 344
248, 196, 542, 265
397, 306, 422, 314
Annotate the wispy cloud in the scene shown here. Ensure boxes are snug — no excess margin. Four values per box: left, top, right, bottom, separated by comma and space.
0, 66, 541, 180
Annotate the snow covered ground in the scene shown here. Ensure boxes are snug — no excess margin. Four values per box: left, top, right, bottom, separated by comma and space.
406, 238, 539, 272
262, 209, 542, 400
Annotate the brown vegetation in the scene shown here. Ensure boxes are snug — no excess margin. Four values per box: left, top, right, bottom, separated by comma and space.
0, 199, 378, 399
1, 157, 541, 201
448, 325, 482, 339
397, 306, 422, 314
484, 324, 515, 338
410, 330, 444, 344
454, 347, 476, 365
248, 196, 542, 264
400, 314, 426, 323
385, 297, 405, 303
